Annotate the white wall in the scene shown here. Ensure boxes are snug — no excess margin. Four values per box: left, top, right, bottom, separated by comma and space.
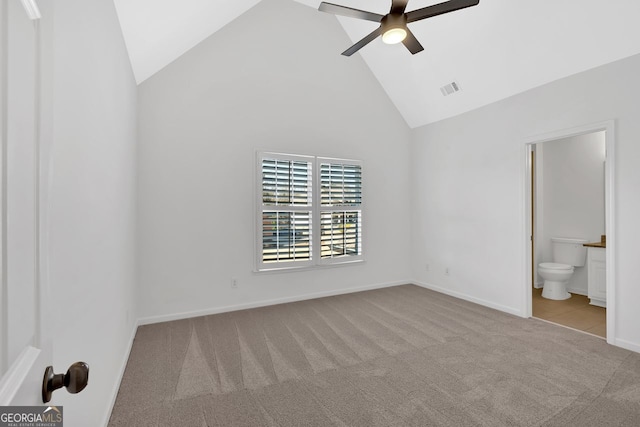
136, 0, 412, 321
411, 53, 640, 351
536, 132, 605, 295
45, 1, 137, 425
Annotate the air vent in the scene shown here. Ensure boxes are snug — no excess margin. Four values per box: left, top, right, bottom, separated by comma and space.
440, 81, 461, 97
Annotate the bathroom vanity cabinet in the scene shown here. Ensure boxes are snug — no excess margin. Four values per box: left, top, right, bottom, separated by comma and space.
587, 247, 606, 307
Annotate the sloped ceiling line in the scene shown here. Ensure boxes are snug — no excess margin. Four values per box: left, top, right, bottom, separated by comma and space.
114, 0, 640, 128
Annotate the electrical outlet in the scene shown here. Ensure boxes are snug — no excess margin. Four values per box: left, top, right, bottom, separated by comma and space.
445, 267, 450, 276
231, 278, 238, 289
425, 263, 430, 271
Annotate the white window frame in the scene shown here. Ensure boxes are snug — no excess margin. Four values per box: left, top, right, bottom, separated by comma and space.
256, 152, 363, 272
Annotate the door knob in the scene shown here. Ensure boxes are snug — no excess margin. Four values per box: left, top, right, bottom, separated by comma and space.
42, 362, 89, 403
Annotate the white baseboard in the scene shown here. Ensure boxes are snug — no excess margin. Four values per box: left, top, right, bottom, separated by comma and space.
102, 319, 140, 427
613, 338, 640, 354
138, 280, 411, 326
412, 280, 523, 317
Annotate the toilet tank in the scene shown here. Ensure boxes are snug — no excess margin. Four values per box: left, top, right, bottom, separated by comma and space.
551, 237, 588, 266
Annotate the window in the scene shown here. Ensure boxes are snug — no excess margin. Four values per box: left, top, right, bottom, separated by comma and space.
257, 152, 363, 270
319, 162, 362, 260
260, 154, 314, 267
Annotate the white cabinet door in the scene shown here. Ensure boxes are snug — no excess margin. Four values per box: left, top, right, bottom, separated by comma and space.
587, 247, 606, 307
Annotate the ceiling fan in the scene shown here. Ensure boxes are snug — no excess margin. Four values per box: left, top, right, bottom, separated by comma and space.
318, 0, 480, 56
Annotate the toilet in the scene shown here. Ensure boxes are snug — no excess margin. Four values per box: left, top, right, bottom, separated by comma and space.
539, 237, 588, 300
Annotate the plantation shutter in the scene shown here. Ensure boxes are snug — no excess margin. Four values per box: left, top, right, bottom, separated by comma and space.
319, 161, 362, 261
260, 156, 313, 266
257, 153, 363, 270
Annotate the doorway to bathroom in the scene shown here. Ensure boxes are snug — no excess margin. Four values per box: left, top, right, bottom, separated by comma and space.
523, 121, 615, 343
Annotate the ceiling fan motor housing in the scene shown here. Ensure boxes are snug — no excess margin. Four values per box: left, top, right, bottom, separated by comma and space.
381, 13, 407, 33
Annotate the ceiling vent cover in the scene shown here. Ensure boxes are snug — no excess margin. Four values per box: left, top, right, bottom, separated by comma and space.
440, 81, 461, 96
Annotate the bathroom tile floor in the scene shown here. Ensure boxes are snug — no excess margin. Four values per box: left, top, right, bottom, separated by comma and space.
532, 287, 606, 338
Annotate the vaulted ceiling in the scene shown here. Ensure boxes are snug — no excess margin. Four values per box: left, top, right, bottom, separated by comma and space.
113, 0, 640, 128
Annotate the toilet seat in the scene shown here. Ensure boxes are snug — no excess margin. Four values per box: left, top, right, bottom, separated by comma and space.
539, 262, 572, 270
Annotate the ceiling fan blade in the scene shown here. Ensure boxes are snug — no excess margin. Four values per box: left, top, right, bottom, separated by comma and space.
390, 0, 409, 15
341, 26, 383, 56
402, 28, 424, 54
406, 0, 479, 23
318, 2, 384, 22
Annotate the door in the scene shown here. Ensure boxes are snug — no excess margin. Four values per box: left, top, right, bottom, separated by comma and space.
0, 0, 52, 405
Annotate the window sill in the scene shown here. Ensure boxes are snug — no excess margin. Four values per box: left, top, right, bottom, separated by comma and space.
253, 259, 365, 274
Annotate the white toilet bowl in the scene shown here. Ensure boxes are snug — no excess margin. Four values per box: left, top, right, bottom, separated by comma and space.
538, 262, 574, 300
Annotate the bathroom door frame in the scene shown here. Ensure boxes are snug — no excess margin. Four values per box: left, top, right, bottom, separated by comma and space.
522, 120, 615, 344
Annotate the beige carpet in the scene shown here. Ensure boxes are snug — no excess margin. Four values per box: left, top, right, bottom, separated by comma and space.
108, 285, 640, 426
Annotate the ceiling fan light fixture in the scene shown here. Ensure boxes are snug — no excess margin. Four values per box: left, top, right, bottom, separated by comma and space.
382, 27, 407, 44
380, 13, 408, 45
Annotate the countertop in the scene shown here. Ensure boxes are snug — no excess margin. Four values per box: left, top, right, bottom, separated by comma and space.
583, 241, 606, 248
584, 235, 606, 248
582, 234, 607, 249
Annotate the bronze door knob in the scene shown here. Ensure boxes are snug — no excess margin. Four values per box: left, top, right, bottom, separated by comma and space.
42, 361, 89, 403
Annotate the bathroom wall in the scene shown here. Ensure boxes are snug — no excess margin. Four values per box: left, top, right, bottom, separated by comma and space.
536, 132, 606, 294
